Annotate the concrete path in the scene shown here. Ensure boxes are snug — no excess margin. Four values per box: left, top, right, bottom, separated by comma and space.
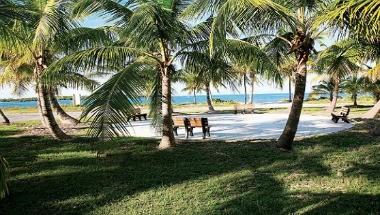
6, 112, 81, 122
126, 113, 352, 141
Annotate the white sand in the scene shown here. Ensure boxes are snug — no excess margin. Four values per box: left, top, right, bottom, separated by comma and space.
126, 113, 353, 141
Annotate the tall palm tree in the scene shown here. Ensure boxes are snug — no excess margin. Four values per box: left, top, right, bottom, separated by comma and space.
314, 40, 360, 112
0, 1, 112, 138
185, 0, 328, 150
0, 0, 75, 139
52, 0, 215, 148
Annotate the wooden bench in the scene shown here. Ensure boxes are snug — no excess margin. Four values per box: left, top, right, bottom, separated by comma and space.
173, 117, 192, 138
234, 104, 255, 114
331, 106, 350, 123
188, 117, 211, 139
127, 108, 147, 121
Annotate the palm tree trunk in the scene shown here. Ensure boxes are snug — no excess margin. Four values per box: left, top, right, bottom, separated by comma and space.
329, 91, 333, 102
328, 79, 339, 112
49, 89, 79, 125
193, 89, 197, 105
249, 79, 254, 104
277, 50, 309, 150
0, 108, 10, 124
243, 74, 247, 104
158, 67, 176, 149
353, 93, 358, 107
363, 100, 380, 118
288, 77, 292, 102
36, 82, 69, 139
205, 82, 215, 112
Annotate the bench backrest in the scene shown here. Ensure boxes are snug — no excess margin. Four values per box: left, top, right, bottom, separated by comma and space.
189, 117, 209, 127
134, 108, 141, 114
234, 104, 254, 110
173, 117, 190, 127
189, 118, 202, 127
340, 106, 350, 116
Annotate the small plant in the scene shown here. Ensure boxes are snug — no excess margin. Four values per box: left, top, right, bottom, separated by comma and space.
0, 155, 9, 199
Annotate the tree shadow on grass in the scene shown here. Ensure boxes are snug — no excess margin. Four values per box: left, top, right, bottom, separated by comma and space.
0, 127, 378, 214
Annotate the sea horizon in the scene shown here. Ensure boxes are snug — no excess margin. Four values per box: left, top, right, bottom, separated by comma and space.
0, 92, 308, 108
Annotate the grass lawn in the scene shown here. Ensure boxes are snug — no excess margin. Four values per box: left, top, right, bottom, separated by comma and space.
0, 121, 379, 214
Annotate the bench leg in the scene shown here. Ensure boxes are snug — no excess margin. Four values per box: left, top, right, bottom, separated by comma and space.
138, 116, 142, 121
331, 116, 338, 123
143, 115, 147, 120
185, 128, 189, 139
207, 127, 211, 137
173, 127, 178, 136
342, 117, 350, 123
202, 127, 206, 139
132, 116, 136, 121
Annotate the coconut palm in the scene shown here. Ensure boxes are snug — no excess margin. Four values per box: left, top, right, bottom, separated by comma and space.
363, 79, 380, 103
179, 71, 202, 104
314, 39, 361, 112
50, 0, 217, 148
185, 0, 330, 150
0, 0, 76, 139
311, 79, 341, 102
0, 0, 113, 138
319, 0, 380, 118
341, 75, 365, 107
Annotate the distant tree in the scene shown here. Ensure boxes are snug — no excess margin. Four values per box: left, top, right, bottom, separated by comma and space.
311, 80, 342, 102
315, 40, 361, 112
342, 75, 365, 107
179, 72, 202, 104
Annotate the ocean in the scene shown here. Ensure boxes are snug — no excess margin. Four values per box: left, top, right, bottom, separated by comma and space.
0, 93, 304, 108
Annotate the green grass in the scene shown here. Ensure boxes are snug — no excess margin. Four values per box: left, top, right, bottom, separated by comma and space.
0, 122, 379, 214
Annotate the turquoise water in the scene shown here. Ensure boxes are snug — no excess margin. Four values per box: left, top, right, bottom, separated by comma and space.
0, 93, 304, 108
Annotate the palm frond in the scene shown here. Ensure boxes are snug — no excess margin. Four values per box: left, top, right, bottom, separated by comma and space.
81, 62, 145, 139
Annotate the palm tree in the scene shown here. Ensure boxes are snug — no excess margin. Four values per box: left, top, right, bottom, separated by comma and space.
0, 1, 112, 138
0, 0, 75, 139
314, 40, 360, 112
52, 0, 216, 148
319, 0, 380, 118
363, 79, 380, 102
179, 71, 202, 104
341, 75, 365, 107
311, 80, 339, 102
185, 0, 329, 150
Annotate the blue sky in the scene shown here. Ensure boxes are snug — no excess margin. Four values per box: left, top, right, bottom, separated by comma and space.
0, 15, 333, 99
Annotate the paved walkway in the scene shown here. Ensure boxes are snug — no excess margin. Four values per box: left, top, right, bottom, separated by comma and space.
127, 113, 352, 141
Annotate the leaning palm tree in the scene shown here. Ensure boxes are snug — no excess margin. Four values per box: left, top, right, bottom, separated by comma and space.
0, 0, 76, 139
51, 0, 215, 148
185, 0, 328, 150
314, 39, 361, 112
0, 0, 111, 138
